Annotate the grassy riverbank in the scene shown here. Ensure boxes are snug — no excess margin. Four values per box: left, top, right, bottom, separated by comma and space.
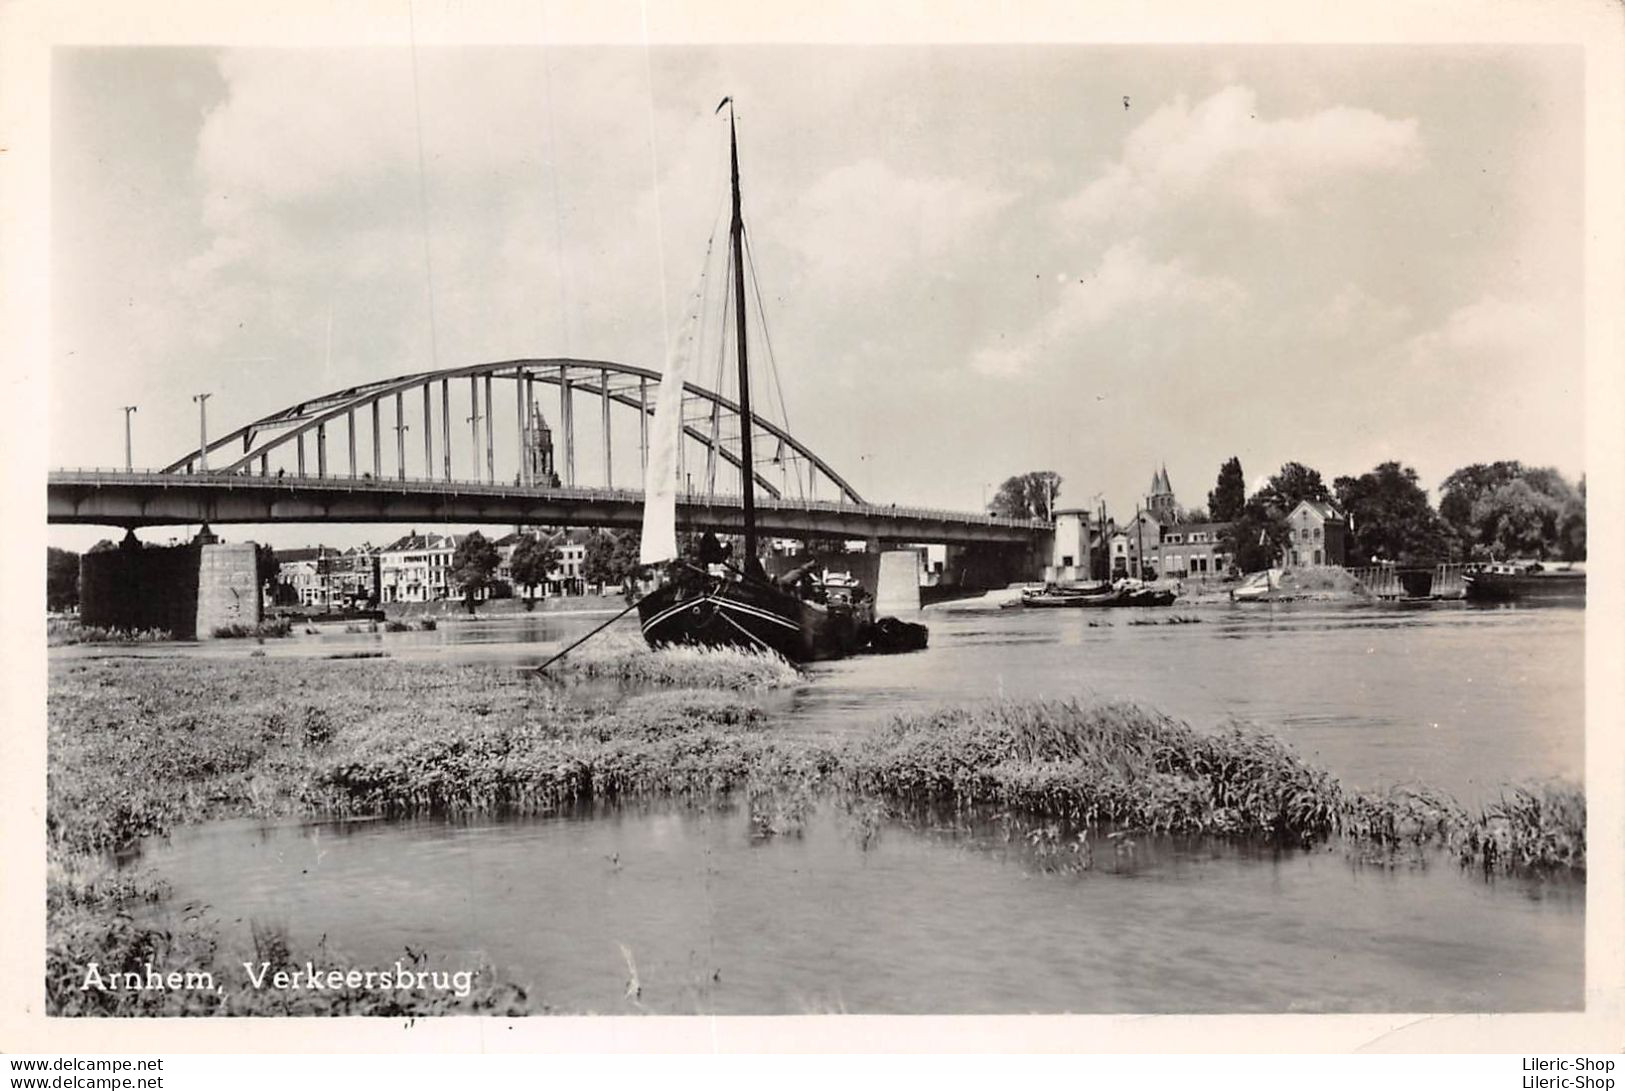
46, 651, 1584, 1015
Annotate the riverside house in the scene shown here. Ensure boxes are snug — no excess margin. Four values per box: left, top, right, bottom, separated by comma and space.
1154, 521, 1234, 579
378, 531, 465, 604
276, 547, 337, 608
493, 530, 591, 597
1283, 499, 1349, 568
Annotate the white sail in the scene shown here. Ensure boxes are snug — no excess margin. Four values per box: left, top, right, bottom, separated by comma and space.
639, 334, 694, 565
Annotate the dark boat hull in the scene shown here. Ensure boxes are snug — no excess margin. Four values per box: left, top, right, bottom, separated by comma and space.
638, 575, 872, 662
1021, 587, 1177, 608
1462, 570, 1586, 603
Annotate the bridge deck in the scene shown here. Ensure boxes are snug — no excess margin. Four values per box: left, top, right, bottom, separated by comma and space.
47, 470, 1050, 546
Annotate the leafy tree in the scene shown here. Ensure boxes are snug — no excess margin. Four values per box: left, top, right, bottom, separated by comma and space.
1558, 477, 1586, 561
1438, 461, 1581, 560
1438, 461, 1526, 555
1180, 506, 1210, 524
1470, 480, 1565, 560
46, 548, 80, 612
1207, 456, 1246, 523
508, 534, 560, 609
450, 531, 500, 614
1215, 463, 1323, 573
1333, 462, 1449, 565
582, 530, 642, 592
990, 471, 1062, 521
1253, 461, 1330, 513
1220, 507, 1290, 574
254, 543, 281, 601
88, 538, 119, 553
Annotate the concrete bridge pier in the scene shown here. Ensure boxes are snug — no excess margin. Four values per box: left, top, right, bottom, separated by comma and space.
80, 528, 261, 640
874, 550, 922, 616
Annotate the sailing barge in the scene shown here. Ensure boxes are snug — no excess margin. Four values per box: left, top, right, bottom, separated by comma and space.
635, 100, 921, 663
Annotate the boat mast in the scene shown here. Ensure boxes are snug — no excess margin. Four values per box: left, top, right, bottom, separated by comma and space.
724, 99, 759, 570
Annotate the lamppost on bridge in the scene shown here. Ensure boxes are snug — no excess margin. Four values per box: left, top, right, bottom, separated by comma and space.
121, 406, 137, 472
191, 393, 211, 472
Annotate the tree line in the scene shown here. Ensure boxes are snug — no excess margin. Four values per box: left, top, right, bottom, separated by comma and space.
46, 527, 654, 615
987, 456, 1585, 574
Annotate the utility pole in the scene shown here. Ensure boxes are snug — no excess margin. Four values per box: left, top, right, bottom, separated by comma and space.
192, 393, 212, 472
121, 406, 137, 471
1135, 506, 1145, 581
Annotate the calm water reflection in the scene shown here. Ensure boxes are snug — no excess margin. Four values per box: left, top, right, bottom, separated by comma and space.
142, 802, 1583, 1014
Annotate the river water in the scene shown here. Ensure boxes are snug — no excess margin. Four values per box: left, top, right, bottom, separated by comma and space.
128, 598, 1586, 1013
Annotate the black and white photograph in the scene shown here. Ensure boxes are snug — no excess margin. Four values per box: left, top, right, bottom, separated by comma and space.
3, 0, 1623, 1064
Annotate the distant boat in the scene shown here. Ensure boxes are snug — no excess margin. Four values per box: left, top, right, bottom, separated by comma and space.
1021, 581, 1176, 609
1230, 569, 1280, 602
635, 101, 884, 662
1462, 561, 1585, 604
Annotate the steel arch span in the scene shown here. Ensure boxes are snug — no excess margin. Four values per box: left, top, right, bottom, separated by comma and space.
162, 358, 865, 506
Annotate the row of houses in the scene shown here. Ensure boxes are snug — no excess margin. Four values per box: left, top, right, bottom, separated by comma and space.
1046, 468, 1349, 583
274, 530, 594, 609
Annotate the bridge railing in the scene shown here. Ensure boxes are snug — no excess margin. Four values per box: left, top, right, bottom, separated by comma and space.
49, 468, 1053, 531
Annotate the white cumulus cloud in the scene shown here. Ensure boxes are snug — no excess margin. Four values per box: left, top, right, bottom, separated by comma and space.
776, 158, 1016, 288
1062, 85, 1422, 226
969, 241, 1244, 376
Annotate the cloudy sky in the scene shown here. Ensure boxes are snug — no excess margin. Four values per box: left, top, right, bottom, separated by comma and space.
48, 43, 1583, 550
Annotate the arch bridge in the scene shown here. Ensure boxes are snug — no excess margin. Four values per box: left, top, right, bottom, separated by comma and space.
50, 358, 1049, 549
162, 357, 864, 505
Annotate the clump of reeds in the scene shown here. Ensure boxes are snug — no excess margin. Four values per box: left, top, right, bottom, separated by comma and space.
417, 618, 438, 631
1452, 783, 1586, 872
211, 619, 293, 639
563, 630, 801, 690
839, 699, 1343, 842
1337, 783, 1464, 852
383, 620, 412, 633
47, 621, 172, 646
1336, 780, 1585, 872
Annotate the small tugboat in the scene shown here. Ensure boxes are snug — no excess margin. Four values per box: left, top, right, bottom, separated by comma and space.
1462, 561, 1586, 604
636, 99, 918, 662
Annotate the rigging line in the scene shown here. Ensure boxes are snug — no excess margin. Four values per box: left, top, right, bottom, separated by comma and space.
406, 1, 441, 374
664, 213, 722, 488
741, 229, 792, 439
689, 214, 722, 448
706, 208, 731, 401
741, 229, 803, 500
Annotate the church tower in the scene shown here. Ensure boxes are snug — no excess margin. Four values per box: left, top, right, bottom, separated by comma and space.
522, 406, 558, 487
1147, 464, 1178, 520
